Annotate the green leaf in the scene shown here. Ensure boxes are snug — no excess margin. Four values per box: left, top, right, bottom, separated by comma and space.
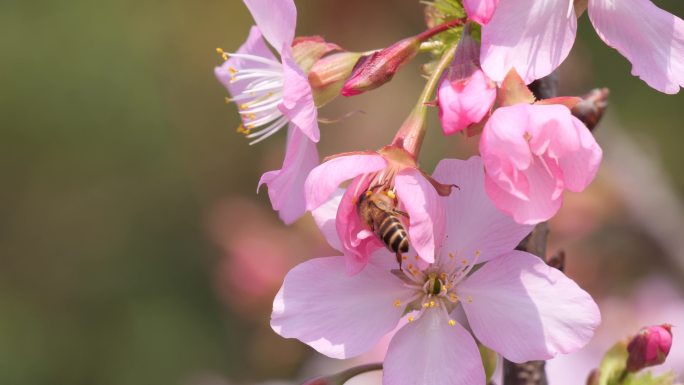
598, 341, 629, 385
623, 370, 678, 385
478, 343, 498, 383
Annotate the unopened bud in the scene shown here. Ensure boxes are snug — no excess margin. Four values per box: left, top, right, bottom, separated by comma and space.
341, 36, 421, 96
308, 51, 362, 107
626, 324, 673, 372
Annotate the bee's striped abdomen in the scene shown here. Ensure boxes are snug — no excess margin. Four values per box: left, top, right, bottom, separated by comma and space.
377, 215, 409, 254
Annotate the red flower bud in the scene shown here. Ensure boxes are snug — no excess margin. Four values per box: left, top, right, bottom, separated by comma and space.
626, 324, 673, 372
341, 36, 421, 96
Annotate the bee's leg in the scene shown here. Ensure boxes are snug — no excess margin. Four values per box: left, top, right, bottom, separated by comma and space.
395, 210, 409, 218
395, 251, 403, 270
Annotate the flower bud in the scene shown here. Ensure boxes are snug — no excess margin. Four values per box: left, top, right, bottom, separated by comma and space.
341, 36, 421, 96
437, 29, 496, 135
308, 51, 362, 107
626, 324, 673, 372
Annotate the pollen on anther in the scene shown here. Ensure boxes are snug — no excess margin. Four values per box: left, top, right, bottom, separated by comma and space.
414, 255, 419, 261
449, 293, 458, 301
475, 250, 482, 257
229, 66, 238, 74
365, 191, 372, 197
386, 190, 396, 199
429, 300, 436, 308
393, 299, 401, 307
408, 316, 414, 323
448, 319, 456, 327
461, 258, 468, 265
215, 48, 229, 61
467, 295, 473, 304
402, 255, 408, 261
449, 252, 455, 259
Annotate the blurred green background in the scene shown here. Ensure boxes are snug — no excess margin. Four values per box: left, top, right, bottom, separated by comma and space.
2, 1, 684, 384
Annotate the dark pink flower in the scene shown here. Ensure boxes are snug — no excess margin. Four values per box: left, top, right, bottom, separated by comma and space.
626, 324, 673, 372
480, 103, 602, 224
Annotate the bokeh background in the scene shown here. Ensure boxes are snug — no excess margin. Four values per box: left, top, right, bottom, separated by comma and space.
2, 0, 684, 384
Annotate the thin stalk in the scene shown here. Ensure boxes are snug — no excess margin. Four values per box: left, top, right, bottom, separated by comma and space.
391, 41, 459, 157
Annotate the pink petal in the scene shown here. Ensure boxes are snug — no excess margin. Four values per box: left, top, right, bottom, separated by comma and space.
258, 125, 319, 224
484, 155, 563, 224
383, 310, 486, 385
588, 0, 684, 94
214, 26, 277, 97
556, 116, 602, 192
459, 251, 601, 362
438, 69, 497, 135
464, 0, 500, 25
279, 48, 320, 142
242, 0, 296, 53
432, 157, 533, 264
305, 154, 386, 211
335, 176, 385, 275
312, 188, 344, 252
271, 255, 409, 359
480, 0, 577, 83
394, 168, 445, 264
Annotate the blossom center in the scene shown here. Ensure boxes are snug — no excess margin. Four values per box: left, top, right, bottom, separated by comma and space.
218, 49, 288, 145
396, 250, 480, 326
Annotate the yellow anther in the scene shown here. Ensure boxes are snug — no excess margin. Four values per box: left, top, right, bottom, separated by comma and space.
439, 272, 447, 279
449, 252, 455, 259
239, 104, 248, 110
475, 250, 481, 257
429, 300, 436, 308
422, 302, 429, 308
408, 264, 414, 270
467, 295, 473, 304
386, 190, 396, 199
224, 97, 232, 104
461, 258, 468, 265
408, 316, 414, 323
365, 190, 373, 197
229, 66, 238, 74
248, 113, 257, 120
414, 255, 420, 261
216, 47, 229, 61
393, 299, 401, 307
449, 293, 458, 301
402, 255, 408, 260
448, 319, 456, 327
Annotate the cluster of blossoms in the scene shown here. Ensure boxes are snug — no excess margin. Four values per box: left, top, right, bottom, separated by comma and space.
214, 0, 682, 384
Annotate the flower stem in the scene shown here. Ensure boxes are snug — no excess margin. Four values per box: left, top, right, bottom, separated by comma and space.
391, 41, 459, 158
415, 18, 466, 41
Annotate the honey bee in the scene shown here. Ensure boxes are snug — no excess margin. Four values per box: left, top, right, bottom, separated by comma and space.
357, 188, 410, 267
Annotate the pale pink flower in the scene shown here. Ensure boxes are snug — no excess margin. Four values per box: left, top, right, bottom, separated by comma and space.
480, 0, 684, 94
464, 0, 499, 25
214, 0, 319, 224
480, 103, 602, 225
304, 146, 451, 275
273, 157, 600, 385
437, 30, 496, 135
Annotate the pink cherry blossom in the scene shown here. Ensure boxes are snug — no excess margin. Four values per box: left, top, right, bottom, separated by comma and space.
437, 30, 496, 135
480, 0, 684, 94
304, 147, 448, 274
480, 103, 602, 225
214, 0, 319, 224
464, 0, 499, 25
273, 157, 600, 385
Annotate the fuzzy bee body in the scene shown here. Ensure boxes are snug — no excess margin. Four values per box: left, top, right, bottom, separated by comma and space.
357, 189, 409, 267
